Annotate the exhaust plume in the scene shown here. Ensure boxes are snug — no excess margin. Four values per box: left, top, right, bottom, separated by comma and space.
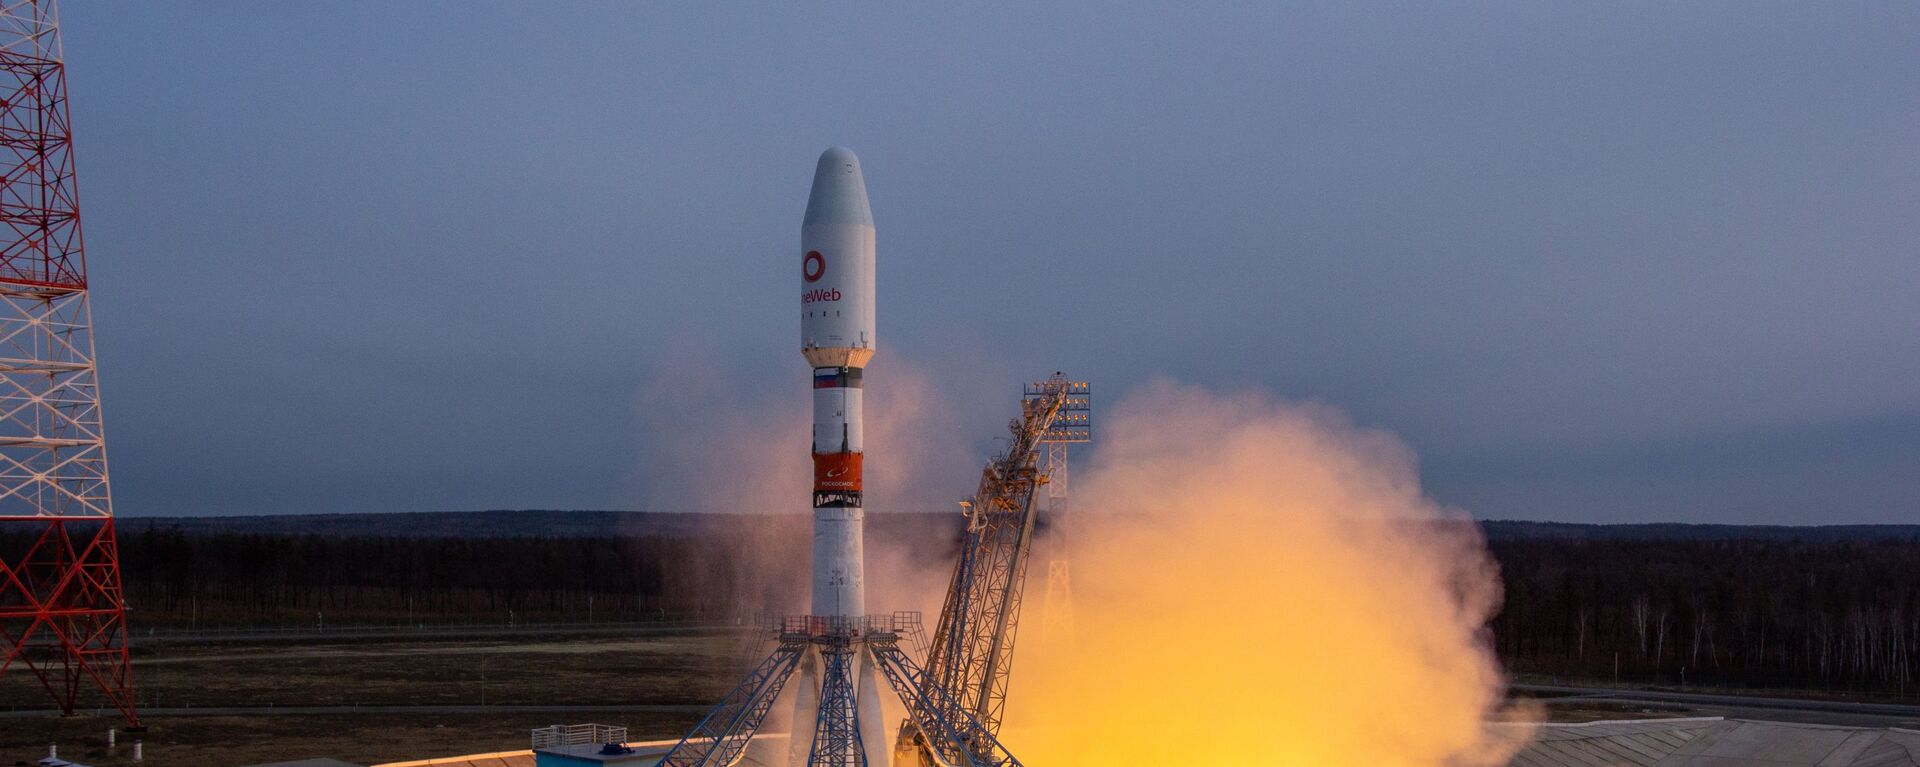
1010, 379, 1534, 766
625, 341, 987, 615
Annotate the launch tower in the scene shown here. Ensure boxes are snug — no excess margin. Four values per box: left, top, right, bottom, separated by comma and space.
0, 0, 141, 728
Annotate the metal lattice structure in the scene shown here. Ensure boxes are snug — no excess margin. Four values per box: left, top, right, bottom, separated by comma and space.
807, 640, 868, 767
1024, 375, 1089, 446
660, 615, 923, 767
0, 1, 83, 290
1029, 376, 1089, 647
0, 0, 139, 728
532, 724, 629, 750
870, 634, 1023, 767
898, 382, 1066, 767
666, 381, 1077, 767
656, 639, 805, 767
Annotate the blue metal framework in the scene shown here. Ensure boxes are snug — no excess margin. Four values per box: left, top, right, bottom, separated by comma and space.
656, 638, 806, 767
870, 635, 1024, 767
807, 638, 867, 766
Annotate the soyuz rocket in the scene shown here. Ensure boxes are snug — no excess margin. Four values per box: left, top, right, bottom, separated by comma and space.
788, 148, 890, 767
802, 147, 876, 619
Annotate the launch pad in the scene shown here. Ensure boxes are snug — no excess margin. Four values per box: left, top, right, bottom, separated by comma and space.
631, 149, 1088, 767
656, 616, 1031, 767
656, 372, 1083, 767
654, 613, 1024, 767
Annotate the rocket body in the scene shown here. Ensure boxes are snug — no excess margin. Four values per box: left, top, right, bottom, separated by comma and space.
802, 147, 875, 618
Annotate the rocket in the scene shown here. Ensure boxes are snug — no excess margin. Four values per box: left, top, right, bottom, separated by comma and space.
801, 147, 875, 619
789, 149, 891, 767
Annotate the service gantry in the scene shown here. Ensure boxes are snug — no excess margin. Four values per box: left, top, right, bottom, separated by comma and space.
894, 375, 1088, 767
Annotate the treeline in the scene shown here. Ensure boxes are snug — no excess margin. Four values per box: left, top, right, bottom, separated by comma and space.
18, 521, 1920, 695
89, 514, 957, 628
1493, 537, 1920, 694
0, 523, 813, 628
116, 527, 788, 625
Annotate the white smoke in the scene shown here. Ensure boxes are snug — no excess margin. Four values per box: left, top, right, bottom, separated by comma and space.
1008, 379, 1536, 766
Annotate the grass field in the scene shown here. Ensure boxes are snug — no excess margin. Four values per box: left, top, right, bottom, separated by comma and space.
0, 627, 748, 766
0, 627, 1732, 767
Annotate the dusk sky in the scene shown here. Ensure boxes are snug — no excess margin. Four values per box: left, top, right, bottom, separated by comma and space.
64, 3, 1917, 523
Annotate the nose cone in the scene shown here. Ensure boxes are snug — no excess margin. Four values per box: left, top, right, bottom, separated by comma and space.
804, 147, 873, 227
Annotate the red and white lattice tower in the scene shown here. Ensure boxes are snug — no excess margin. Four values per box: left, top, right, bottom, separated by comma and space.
0, 0, 140, 727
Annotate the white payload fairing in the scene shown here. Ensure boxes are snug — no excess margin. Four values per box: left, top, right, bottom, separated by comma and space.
801, 147, 875, 618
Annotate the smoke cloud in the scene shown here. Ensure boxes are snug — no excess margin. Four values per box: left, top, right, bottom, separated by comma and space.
1009, 379, 1534, 765
625, 338, 993, 616
629, 352, 1532, 762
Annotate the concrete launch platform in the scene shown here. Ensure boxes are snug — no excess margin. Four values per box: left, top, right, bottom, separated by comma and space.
1506, 718, 1920, 766
376, 719, 1920, 766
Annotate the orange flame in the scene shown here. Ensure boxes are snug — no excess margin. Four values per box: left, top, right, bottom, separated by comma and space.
1007, 380, 1535, 766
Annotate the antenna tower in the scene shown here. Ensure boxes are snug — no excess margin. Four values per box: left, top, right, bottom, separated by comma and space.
0, 0, 141, 728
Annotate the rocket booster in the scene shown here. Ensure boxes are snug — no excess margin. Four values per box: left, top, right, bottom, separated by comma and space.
801, 147, 875, 618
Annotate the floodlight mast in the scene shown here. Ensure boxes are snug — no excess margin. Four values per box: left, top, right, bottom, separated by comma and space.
1037, 375, 1090, 648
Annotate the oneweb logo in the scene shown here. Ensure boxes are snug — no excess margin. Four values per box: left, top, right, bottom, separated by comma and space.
803, 250, 826, 283
803, 288, 841, 304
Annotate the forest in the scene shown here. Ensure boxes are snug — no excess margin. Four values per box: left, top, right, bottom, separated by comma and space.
1491, 536, 1920, 694
9, 517, 1920, 695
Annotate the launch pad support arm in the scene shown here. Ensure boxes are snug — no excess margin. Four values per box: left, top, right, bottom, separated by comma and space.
656, 640, 807, 767
870, 637, 1026, 767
